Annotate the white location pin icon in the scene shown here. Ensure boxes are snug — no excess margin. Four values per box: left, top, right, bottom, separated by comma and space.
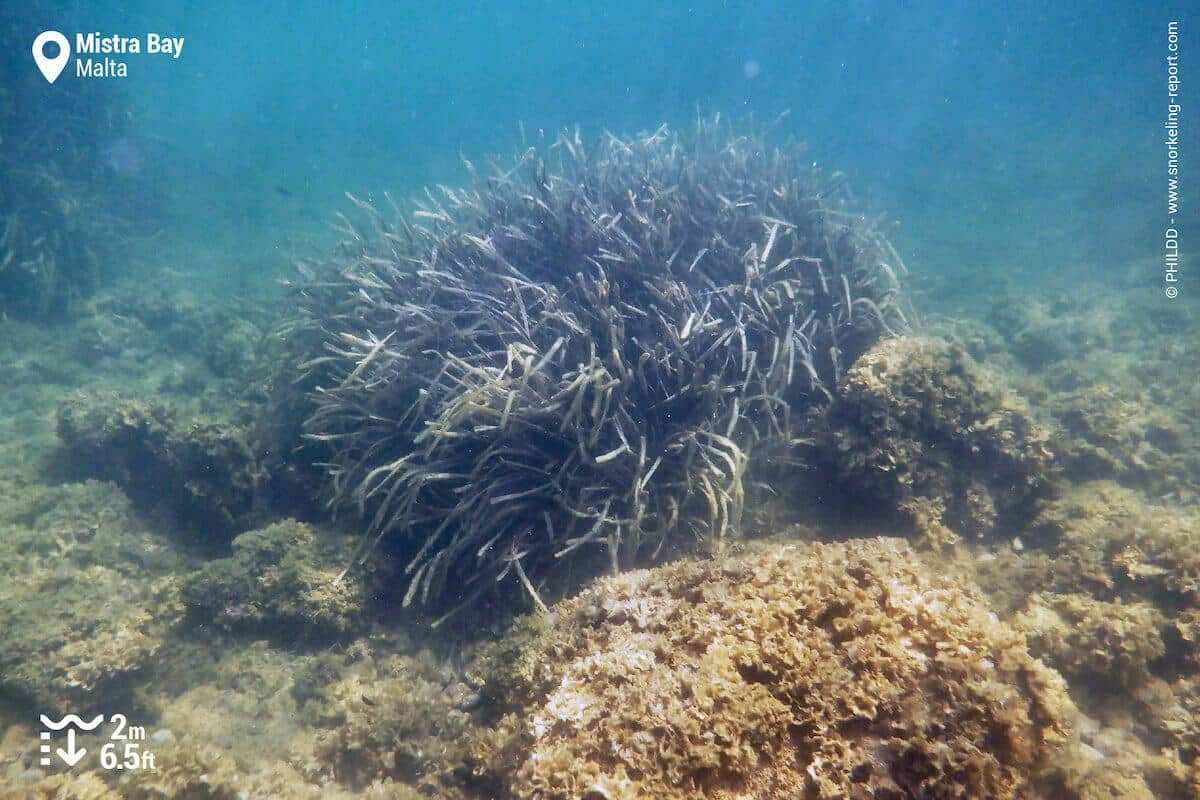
32, 31, 70, 84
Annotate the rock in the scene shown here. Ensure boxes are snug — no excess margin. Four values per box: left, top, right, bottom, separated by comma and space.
826, 335, 1053, 541
472, 537, 1076, 800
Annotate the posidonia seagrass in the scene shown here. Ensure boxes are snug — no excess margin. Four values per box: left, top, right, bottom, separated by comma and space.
281, 115, 908, 618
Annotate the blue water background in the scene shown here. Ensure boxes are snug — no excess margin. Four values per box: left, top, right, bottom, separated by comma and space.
19, 0, 1198, 302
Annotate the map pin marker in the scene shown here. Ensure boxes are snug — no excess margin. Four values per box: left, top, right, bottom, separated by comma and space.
32, 31, 70, 84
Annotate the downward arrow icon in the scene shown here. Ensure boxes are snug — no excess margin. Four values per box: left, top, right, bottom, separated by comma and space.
57, 729, 86, 767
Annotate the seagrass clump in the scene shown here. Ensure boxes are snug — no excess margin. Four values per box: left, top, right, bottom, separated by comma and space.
285, 117, 908, 612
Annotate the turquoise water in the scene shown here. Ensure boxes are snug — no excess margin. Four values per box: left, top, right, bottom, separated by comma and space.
7, 1, 1194, 292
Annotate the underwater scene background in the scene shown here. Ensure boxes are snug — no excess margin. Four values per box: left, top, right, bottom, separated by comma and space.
1, 1, 1198, 798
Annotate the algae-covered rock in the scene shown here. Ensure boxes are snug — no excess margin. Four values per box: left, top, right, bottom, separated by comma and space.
5, 636, 456, 799
1006, 481, 1200, 794
55, 392, 266, 544
1042, 755, 1158, 800
1122, 675, 1200, 800
1030, 480, 1200, 604
475, 537, 1076, 800
0, 568, 179, 715
0, 482, 184, 714
179, 520, 382, 640
1013, 593, 1165, 691
72, 311, 153, 363
300, 638, 473, 792
924, 316, 1019, 371
988, 296, 1116, 371
91, 278, 278, 374
984, 284, 1200, 505
827, 336, 1054, 540
1043, 382, 1197, 500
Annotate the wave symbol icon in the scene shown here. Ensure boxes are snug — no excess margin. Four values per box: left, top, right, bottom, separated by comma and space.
40, 714, 105, 731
